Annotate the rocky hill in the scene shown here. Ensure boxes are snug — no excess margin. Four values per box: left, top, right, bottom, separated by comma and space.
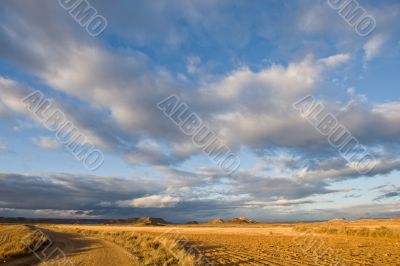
110, 217, 169, 225
208, 218, 225, 224
227, 216, 257, 224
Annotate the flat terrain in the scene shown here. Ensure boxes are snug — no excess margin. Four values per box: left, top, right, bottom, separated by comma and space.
1, 218, 400, 265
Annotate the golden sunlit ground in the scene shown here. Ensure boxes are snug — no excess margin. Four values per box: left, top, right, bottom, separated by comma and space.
1, 218, 400, 265
0, 225, 49, 263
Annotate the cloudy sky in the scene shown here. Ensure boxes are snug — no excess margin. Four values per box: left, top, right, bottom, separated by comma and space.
0, 0, 399, 222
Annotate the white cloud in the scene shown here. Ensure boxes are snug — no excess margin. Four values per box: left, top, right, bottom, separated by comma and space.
319, 53, 351, 67
0, 142, 8, 154
202, 56, 320, 102
299, 5, 334, 34
244, 199, 315, 207
1, 1, 400, 222
186, 55, 201, 75
116, 195, 180, 208
363, 34, 386, 61
0, 77, 33, 115
372, 102, 400, 120
32, 136, 61, 150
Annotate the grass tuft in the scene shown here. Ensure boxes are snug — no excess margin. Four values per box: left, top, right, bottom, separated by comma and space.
0, 225, 49, 261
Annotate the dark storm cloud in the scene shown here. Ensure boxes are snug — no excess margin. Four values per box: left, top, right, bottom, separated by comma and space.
0, 173, 162, 210
233, 174, 338, 200
0, 172, 245, 222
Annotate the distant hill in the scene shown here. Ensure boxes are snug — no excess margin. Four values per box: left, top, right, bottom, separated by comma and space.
328, 218, 348, 223
2, 216, 398, 225
208, 218, 225, 224
227, 216, 257, 224
205, 217, 257, 224
110, 217, 169, 225
0, 216, 170, 225
137, 217, 168, 225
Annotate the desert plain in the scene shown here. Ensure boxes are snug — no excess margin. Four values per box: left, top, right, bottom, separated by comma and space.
1, 217, 400, 265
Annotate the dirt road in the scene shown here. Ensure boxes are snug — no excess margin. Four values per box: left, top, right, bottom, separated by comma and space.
3, 228, 138, 266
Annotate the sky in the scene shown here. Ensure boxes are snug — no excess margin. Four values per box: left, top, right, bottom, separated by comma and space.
0, 0, 399, 223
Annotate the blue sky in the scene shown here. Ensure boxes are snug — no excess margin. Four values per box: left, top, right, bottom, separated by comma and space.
0, 0, 399, 222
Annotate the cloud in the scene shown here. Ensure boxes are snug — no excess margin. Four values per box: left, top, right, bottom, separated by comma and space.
318, 53, 351, 67
0, 0, 399, 177
0, 142, 8, 154
363, 34, 386, 61
0, 100, 12, 119
320, 202, 400, 219
376, 192, 400, 200
0, 172, 163, 211
0, 0, 400, 222
186, 55, 201, 75
0, 171, 239, 221
2, 49, 400, 189
0, 208, 97, 219
244, 199, 316, 207
0, 78, 33, 115
116, 195, 180, 208
32, 136, 61, 150
373, 185, 400, 201
233, 172, 338, 200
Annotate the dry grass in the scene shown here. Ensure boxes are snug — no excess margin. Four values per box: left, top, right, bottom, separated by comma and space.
0, 224, 48, 261
170, 224, 400, 265
294, 224, 400, 239
5, 219, 400, 265
51, 226, 199, 266
55, 219, 400, 265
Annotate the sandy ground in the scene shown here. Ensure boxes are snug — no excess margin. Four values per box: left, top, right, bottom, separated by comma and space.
3, 220, 400, 265
2, 227, 138, 266
54, 224, 297, 236
51, 223, 400, 266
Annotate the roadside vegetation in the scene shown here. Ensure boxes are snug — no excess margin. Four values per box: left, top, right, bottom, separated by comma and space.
0, 224, 49, 261
294, 225, 400, 239
52, 227, 199, 266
